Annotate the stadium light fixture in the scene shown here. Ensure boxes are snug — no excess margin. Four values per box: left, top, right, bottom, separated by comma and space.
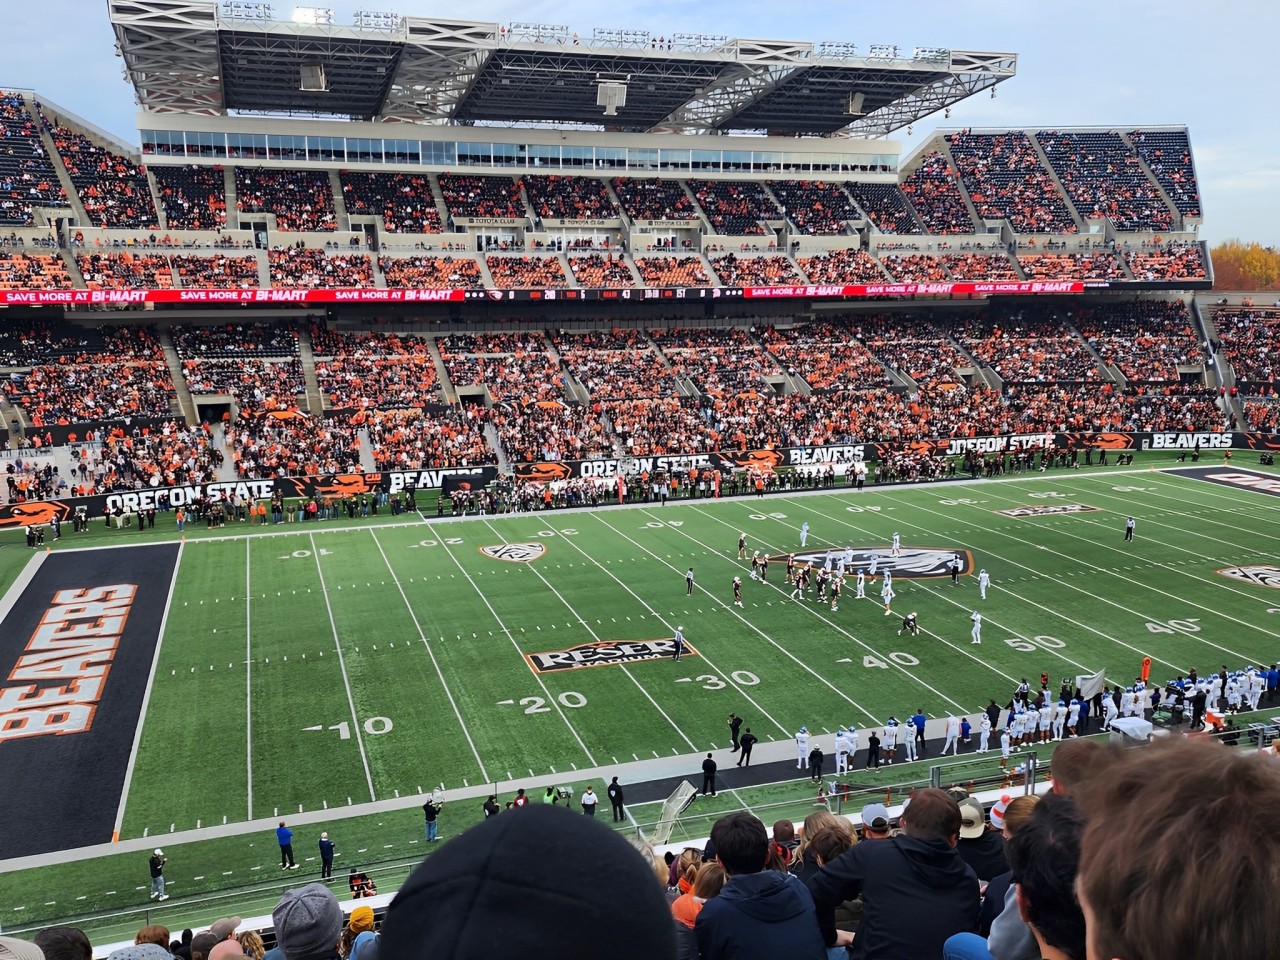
353, 10, 402, 31
221, 1, 273, 20
293, 5, 334, 25
868, 43, 898, 59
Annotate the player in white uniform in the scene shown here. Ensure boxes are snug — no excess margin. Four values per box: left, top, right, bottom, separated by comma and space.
891, 532, 901, 557
1102, 690, 1118, 731
843, 546, 854, 566
881, 718, 899, 764
1000, 726, 1012, 764
1226, 677, 1242, 713
970, 610, 982, 644
880, 579, 895, 615
977, 712, 992, 753
978, 569, 990, 600
883, 569, 893, 591
795, 726, 810, 767
846, 724, 859, 761
855, 569, 866, 599
1067, 698, 1081, 737
869, 554, 879, 577
834, 728, 849, 774
902, 722, 918, 762
942, 715, 961, 756
800, 522, 810, 548
1249, 670, 1266, 710
1038, 702, 1054, 743
1052, 701, 1066, 741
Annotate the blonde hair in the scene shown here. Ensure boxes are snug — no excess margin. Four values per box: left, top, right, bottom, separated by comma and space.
626, 837, 669, 885
691, 861, 726, 900
1001, 795, 1041, 836
792, 810, 852, 868
237, 932, 264, 960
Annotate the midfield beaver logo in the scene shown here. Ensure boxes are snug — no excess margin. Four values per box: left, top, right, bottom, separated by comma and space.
313, 474, 380, 497
0, 501, 71, 528
516, 461, 572, 482
723, 450, 782, 471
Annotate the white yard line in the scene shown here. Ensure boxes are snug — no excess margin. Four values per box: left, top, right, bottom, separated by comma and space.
588, 510, 882, 723
308, 533, 377, 802
367, 529, 490, 782
541, 516, 792, 737
677, 505, 973, 715
422, 515, 599, 767
245, 538, 254, 820
477, 519, 697, 752
113, 542, 185, 842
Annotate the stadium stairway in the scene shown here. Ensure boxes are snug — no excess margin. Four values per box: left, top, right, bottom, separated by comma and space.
222, 167, 239, 235
1026, 135, 1089, 234
1064, 321, 1111, 383
425, 173, 451, 230
328, 171, 351, 231
296, 325, 325, 415
484, 421, 511, 473
919, 134, 986, 233
158, 330, 198, 424
1192, 297, 1244, 424
209, 421, 237, 481
1119, 131, 1189, 232
30, 97, 89, 227
424, 337, 457, 403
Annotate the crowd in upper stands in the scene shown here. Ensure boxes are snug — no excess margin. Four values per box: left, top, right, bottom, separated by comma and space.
768, 181, 859, 235
1037, 131, 1174, 232
152, 166, 227, 231
438, 174, 525, 220
46, 117, 158, 230
236, 168, 336, 232
899, 152, 975, 234
0, 91, 69, 226
612, 177, 697, 221
524, 175, 618, 222
485, 255, 569, 289
948, 131, 1079, 234
378, 255, 483, 289
339, 172, 442, 233
687, 180, 779, 235
268, 249, 374, 288
312, 331, 441, 410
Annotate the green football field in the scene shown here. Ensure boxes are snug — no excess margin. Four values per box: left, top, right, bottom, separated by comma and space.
4, 459, 1280, 934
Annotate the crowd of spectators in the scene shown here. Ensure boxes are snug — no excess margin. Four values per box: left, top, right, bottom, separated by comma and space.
568, 253, 634, 287
899, 151, 975, 234
0, 91, 69, 226
439, 332, 563, 403
1244, 397, 1280, 432
611, 177, 696, 221
339, 171, 442, 233
46, 119, 158, 229
768, 180, 859, 235
0, 319, 86, 366
552, 330, 675, 400
90, 420, 222, 490
438, 174, 525, 220
378, 255, 483, 289
1073, 300, 1202, 382
686, 179, 779, 235
947, 131, 1079, 234
236, 167, 336, 232
1130, 129, 1201, 219
761, 321, 896, 390
956, 307, 1102, 382
230, 411, 363, 478
312, 331, 441, 410
268, 248, 374, 288
182, 358, 306, 415
607, 396, 720, 456
1037, 131, 1174, 231
846, 183, 923, 235
76, 252, 173, 289
4, 326, 174, 423
849, 313, 972, 388
796, 248, 887, 284
494, 399, 612, 462
172, 322, 298, 359
171, 254, 260, 288
523, 175, 618, 221
152, 165, 226, 231
941, 253, 1020, 281
485, 255, 570, 289
651, 327, 782, 395
635, 256, 711, 287
1214, 307, 1280, 390
1122, 241, 1207, 281
709, 254, 803, 287
0, 251, 72, 288
879, 254, 951, 283
367, 406, 495, 469
1016, 252, 1126, 281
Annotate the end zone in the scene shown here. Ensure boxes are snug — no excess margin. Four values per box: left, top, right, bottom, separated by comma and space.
1167, 467, 1280, 499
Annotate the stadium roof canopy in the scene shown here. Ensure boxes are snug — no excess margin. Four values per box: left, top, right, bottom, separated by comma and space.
108, 0, 1017, 137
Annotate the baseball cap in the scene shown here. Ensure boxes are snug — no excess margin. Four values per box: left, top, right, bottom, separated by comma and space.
273, 883, 343, 960
153, 848, 163, 856
958, 797, 986, 840
0, 938, 45, 960
861, 803, 890, 831
209, 917, 241, 940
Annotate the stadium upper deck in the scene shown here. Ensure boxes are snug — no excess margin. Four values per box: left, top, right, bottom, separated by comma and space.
0, 1, 1207, 312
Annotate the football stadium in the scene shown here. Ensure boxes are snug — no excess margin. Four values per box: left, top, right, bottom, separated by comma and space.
1, 1, 1279, 957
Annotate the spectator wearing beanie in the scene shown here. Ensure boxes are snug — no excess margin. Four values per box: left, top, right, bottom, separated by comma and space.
380, 804, 674, 960
108, 947, 172, 960
272, 884, 343, 960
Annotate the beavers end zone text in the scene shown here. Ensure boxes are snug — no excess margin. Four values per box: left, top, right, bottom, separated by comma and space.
526, 639, 696, 674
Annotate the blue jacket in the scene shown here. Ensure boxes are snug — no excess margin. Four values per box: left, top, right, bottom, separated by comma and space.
911, 713, 927, 732
318, 837, 335, 860
277, 826, 293, 846
695, 871, 826, 960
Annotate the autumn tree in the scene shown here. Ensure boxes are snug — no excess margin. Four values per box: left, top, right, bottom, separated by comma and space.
1211, 240, 1280, 290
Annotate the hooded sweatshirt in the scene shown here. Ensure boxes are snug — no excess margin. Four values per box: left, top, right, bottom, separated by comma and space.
694, 871, 827, 960
809, 834, 979, 960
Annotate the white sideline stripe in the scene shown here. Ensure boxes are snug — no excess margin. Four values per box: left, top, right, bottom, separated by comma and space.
596, 509, 883, 723
367, 528, 490, 782
0, 549, 46, 624
245, 537, 254, 820
549, 515, 790, 737
309, 533, 377, 802
114, 542, 185, 841
683, 505, 971, 714
480, 519, 698, 753
422, 514, 599, 767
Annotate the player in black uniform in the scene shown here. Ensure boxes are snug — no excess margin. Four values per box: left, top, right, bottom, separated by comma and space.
898, 611, 919, 636
829, 575, 842, 612
738, 532, 747, 559
786, 553, 796, 580
732, 576, 743, 607
750, 550, 761, 580
759, 554, 769, 582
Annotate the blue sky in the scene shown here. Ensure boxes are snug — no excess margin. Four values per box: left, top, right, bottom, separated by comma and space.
5, 0, 1276, 246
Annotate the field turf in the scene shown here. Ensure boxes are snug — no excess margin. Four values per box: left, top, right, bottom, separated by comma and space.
4, 458, 1280, 933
